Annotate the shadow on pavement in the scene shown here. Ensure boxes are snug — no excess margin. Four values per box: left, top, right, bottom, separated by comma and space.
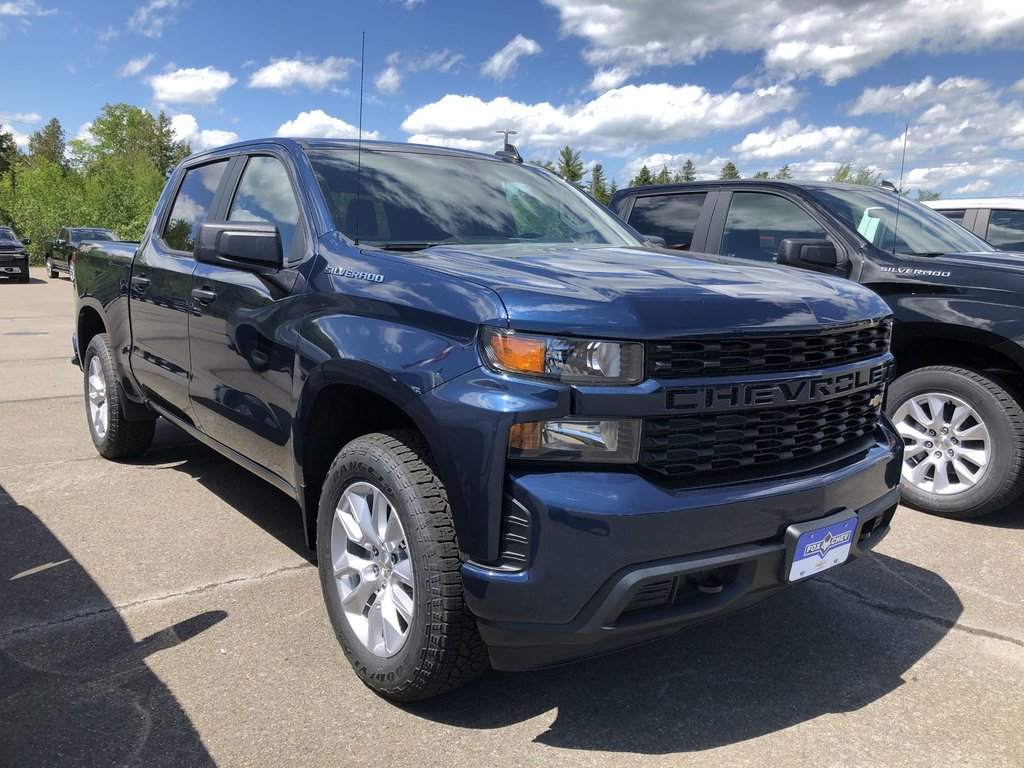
0, 483, 223, 767
407, 552, 960, 754
125, 419, 313, 563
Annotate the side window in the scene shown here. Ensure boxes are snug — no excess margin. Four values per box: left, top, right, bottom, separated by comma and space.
721, 192, 829, 262
58, 228, 67, 243
936, 209, 966, 226
228, 156, 302, 259
627, 193, 707, 250
162, 160, 230, 252
985, 209, 1024, 251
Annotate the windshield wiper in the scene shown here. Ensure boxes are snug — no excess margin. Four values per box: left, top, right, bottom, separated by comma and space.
905, 251, 946, 257
372, 242, 446, 252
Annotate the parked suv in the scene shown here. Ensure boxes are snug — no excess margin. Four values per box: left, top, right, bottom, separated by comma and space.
611, 180, 1024, 519
46, 227, 119, 280
924, 198, 1024, 251
0, 226, 30, 282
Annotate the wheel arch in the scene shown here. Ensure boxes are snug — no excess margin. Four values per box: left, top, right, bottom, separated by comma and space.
891, 322, 1024, 389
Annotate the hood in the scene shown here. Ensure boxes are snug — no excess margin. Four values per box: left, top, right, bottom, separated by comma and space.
407, 244, 890, 339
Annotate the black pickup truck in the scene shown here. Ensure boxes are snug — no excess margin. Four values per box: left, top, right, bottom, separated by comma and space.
611, 180, 1024, 519
74, 139, 900, 700
46, 226, 120, 280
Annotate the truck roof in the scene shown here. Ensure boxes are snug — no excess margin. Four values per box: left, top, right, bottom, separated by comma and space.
186, 137, 513, 165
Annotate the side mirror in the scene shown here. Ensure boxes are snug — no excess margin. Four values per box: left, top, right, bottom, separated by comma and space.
55, 238, 65, 246
777, 238, 844, 274
644, 234, 667, 248
195, 221, 284, 273
21, 237, 30, 245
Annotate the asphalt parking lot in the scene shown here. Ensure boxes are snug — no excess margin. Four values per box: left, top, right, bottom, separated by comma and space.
1, 270, 1022, 767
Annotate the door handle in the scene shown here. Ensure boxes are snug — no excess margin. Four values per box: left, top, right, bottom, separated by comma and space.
191, 287, 217, 304
130, 275, 150, 289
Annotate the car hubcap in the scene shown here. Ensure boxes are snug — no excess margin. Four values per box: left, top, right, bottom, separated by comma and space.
330, 481, 414, 657
893, 392, 990, 495
87, 356, 109, 439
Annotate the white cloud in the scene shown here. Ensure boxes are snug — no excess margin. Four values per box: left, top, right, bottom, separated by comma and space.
275, 109, 381, 140
128, 0, 184, 38
953, 180, 994, 195
481, 35, 541, 81
118, 53, 154, 78
169, 114, 238, 152
402, 83, 798, 153
543, 0, 1024, 84
0, 1, 56, 15
733, 119, 877, 162
148, 66, 236, 106
374, 49, 463, 95
248, 56, 355, 92
849, 76, 988, 116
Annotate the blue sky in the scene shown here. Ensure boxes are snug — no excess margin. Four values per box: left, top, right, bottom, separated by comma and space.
3, 0, 1024, 196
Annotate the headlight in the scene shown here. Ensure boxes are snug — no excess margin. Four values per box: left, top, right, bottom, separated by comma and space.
480, 328, 644, 385
509, 419, 641, 463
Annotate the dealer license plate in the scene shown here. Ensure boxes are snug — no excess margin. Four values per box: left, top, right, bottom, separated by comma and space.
786, 515, 857, 582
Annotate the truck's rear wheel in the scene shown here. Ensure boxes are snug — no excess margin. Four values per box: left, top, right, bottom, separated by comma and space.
83, 334, 156, 459
887, 366, 1024, 518
46, 256, 57, 278
316, 430, 488, 701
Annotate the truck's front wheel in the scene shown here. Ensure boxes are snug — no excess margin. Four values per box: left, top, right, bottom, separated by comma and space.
887, 366, 1024, 518
83, 334, 156, 459
316, 430, 488, 701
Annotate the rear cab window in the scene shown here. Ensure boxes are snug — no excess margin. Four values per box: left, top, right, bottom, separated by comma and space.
626, 193, 707, 250
161, 160, 230, 252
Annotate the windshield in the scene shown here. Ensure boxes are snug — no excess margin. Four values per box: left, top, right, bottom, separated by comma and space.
0, 229, 20, 245
806, 186, 994, 255
306, 147, 643, 250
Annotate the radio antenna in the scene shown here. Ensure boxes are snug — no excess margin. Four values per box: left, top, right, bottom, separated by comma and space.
890, 122, 909, 255
354, 31, 366, 246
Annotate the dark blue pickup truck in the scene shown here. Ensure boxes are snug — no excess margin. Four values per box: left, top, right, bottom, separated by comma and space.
73, 138, 901, 700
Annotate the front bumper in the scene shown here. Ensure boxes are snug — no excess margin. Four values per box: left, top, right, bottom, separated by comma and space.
462, 428, 901, 671
0, 258, 28, 277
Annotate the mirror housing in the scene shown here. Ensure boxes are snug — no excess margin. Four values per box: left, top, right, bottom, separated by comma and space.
644, 234, 667, 248
21, 237, 30, 245
777, 238, 844, 274
195, 221, 284, 273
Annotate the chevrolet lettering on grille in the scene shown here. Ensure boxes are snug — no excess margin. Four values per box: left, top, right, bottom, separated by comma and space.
666, 360, 891, 413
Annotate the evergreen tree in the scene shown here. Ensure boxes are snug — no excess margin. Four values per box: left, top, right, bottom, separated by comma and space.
154, 111, 190, 177
654, 165, 671, 184
915, 190, 941, 201
775, 164, 793, 180
529, 159, 556, 171
28, 118, 67, 169
630, 165, 654, 187
556, 145, 584, 183
608, 179, 617, 199
589, 163, 610, 204
750, 171, 770, 179
719, 161, 740, 179
681, 158, 696, 182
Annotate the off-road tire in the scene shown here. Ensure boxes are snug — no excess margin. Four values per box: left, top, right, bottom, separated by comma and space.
83, 334, 156, 459
886, 366, 1024, 518
317, 430, 489, 701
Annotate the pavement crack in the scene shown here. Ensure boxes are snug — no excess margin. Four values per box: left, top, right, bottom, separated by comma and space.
0, 562, 314, 642
819, 576, 1024, 649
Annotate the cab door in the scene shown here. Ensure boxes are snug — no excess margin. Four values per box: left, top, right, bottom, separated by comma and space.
129, 158, 232, 423
187, 153, 308, 478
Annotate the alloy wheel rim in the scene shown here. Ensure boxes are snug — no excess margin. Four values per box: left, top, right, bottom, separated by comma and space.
330, 481, 414, 657
893, 391, 990, 496
87, 356, 109, 439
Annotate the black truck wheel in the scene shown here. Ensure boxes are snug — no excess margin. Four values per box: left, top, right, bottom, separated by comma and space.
83, 334, 156, 459
887, 366, 1024, 518
316, 430, 488, 701
46, 256, 58, 278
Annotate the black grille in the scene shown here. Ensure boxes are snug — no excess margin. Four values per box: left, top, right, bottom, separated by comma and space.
647, 319, 892, 378
641, 386, 883, 478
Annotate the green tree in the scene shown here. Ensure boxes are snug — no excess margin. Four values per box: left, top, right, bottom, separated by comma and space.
154, 111, 190, 177
70, 103, 189, 174
719, 161, 740, 179
750, 170, 770, 179
915, 190, 941, 201
529, 159, 556, 171
589, 163, 610, 205
653, 165, 671, 184
775, 164, 793, 180
28, 118, 67, 170
680, 158, 696, 182
0, 124, 18, 177
608, 179, 617, 200
829, 162, 881, 186
4, 158, 86, 258
556, 145, 584, 183
630, 165, 654, 186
